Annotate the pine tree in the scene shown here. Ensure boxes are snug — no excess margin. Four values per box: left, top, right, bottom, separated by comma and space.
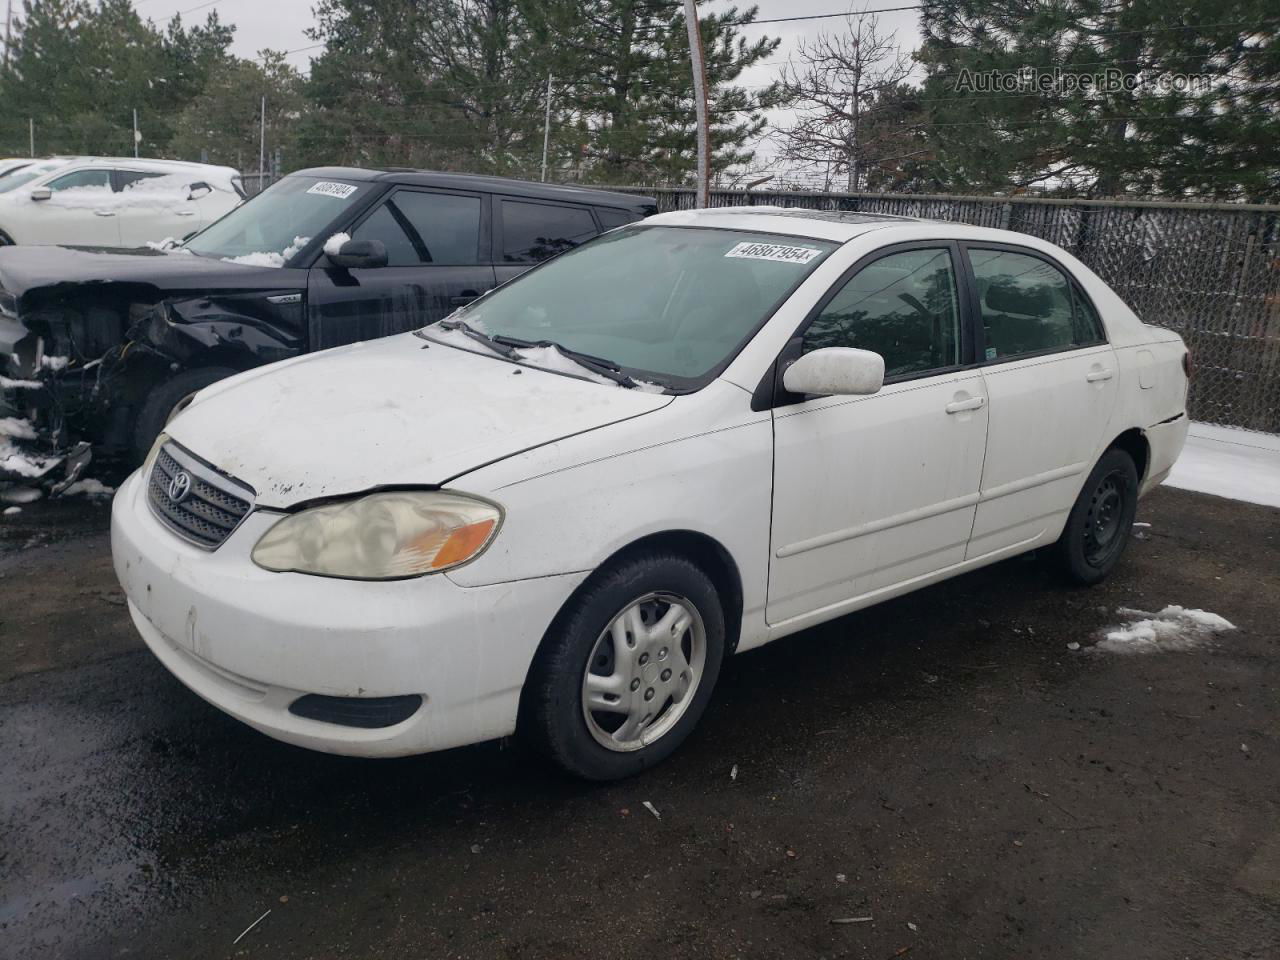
915, 0, 1280, 200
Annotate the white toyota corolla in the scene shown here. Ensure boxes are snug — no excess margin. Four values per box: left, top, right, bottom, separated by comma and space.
111, 208, 1190, 779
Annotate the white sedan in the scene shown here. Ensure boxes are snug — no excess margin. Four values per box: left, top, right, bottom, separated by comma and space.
0, 156, 242, 248
111, 209, 1190, 779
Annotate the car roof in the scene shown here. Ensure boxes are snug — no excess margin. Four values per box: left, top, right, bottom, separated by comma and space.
643, 206, 931, 243
288, 166, 655, 210
45, 156, 236, 172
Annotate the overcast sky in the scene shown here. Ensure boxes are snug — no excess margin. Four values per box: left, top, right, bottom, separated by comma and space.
132, 0, 926, 178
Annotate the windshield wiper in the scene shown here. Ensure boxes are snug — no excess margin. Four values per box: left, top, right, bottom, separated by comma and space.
497, 336, 641, 388
436, 318, 521, 359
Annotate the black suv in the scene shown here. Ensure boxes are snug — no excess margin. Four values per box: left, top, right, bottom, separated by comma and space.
0, 168, 655, 467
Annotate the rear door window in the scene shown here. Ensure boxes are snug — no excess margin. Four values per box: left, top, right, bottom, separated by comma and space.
967, 248, 1084, 360
596, 207, 641, 230
500, 200, 598, 263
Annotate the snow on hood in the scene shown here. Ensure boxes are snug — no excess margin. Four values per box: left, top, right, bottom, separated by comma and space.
167, 332, 673, 508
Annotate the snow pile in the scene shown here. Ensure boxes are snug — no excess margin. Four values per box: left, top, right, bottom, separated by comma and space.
1093, 605, 1236, 655
60, 477, 114, 498
2, 505, 19, 516
222, 235, 311, 269
323, 232, 352, 256
0, 485, 41, 504
0, 438, 60, 479
144, 237, 193, 254
46, 175, 205, 212
0, 375, 41, 390
510, 344, 620, 387
39, 355, 69, 372
1, 416, 37, 440
1166, 423, 1280, 509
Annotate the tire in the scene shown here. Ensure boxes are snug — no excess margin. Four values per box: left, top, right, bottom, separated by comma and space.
523, 551, 726, 781
131, 366, 237, 464
1050, 447, 1139, 585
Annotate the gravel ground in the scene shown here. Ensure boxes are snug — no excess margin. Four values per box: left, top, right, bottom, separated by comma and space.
0, 485, 1276, 959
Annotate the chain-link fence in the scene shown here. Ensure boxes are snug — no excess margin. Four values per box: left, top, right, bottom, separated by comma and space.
605, 186, 1280, 434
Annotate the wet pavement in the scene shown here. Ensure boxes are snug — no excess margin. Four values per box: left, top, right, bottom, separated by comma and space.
1, 486, 1277, 959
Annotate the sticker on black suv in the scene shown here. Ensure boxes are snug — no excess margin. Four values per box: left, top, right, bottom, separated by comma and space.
306, 181, 359, 200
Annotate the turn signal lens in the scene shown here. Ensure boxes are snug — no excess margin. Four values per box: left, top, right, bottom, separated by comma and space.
251, 491, 501, 580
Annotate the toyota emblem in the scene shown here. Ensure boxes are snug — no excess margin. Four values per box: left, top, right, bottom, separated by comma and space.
167, 470, 193, 504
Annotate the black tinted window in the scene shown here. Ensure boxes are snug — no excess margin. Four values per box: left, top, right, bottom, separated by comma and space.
351, 204, 421, 267
969, 249, 1079, 360
804, 248, 961, 379
597, 207, 639, 230
501, 200, 597, 263
390, 190, 481, 264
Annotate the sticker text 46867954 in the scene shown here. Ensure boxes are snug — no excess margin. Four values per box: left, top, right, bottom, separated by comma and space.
724, 241, 824, 265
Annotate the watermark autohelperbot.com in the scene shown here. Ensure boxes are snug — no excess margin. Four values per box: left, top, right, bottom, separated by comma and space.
955, 66, 1214, 95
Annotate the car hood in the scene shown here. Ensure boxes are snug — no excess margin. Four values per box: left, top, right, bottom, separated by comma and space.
0, 244, 303, 309
166, 332, 673, 508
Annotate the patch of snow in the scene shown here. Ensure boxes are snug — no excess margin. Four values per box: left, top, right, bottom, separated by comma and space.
510, 344, 619, 387
0, 485, 41, 504
60, 477, 115, 498
0, 375, 42, 390
222, 251, 286, 268
3, 505, 19, 516
1093, 605, 1236, 655
144, 237, 193, 254
0, 417, 37, 440
222, 235, 311, 269
1166, 423, 1280, 509
39, 355, 69, 372
323, 232, 352, 257
0, 439, 60, 479
283, 235, 310, 260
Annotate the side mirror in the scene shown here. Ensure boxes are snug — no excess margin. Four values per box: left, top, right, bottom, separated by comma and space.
782, 347, 885, 397
328, 238, 388, 269
30, 187, 51, 202
187, 181, 212, 200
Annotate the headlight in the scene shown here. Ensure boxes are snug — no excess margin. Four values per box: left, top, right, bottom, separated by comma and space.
251, 490, 501, 580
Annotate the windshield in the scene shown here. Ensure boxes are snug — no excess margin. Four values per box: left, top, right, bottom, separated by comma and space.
0, 160, 68, 194
440, 225, 835, 384
183, 175, 366, 263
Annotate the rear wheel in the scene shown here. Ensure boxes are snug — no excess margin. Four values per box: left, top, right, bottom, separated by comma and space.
131, 366, 237, 464
524, 552, 725, 780
1051, 448, 1139, 585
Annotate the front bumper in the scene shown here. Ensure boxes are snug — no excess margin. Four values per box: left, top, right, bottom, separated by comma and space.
111, 470, 586, 757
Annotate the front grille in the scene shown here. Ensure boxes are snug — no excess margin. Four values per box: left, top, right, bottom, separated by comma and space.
147, 442, 253, 549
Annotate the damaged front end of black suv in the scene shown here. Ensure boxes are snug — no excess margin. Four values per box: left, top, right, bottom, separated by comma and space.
0, 245, 306, 493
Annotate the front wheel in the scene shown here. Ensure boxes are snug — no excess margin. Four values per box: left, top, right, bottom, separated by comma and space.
131, 366, 237, 464
1050, 448, 1139, 585
523, 552, 725, 780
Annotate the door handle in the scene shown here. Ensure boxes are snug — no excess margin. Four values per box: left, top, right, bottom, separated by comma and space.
93, 210, 116, 217
1086, 369, 1114, 382
175, 209, 196, 216
450, 290, 481, 306
945, 396, 986, 414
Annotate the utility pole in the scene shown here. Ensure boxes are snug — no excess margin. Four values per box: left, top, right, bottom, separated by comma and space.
28, 117, 33, 158
683, 0, 711, 208
4, 0, 13, 70
258, 95, 266, 188
540, 73, 553, 183
132, 109, 139, 158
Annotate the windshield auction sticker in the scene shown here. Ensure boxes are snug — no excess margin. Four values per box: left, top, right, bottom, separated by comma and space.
306, 181, 359, 199
724, 241, 824, 264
